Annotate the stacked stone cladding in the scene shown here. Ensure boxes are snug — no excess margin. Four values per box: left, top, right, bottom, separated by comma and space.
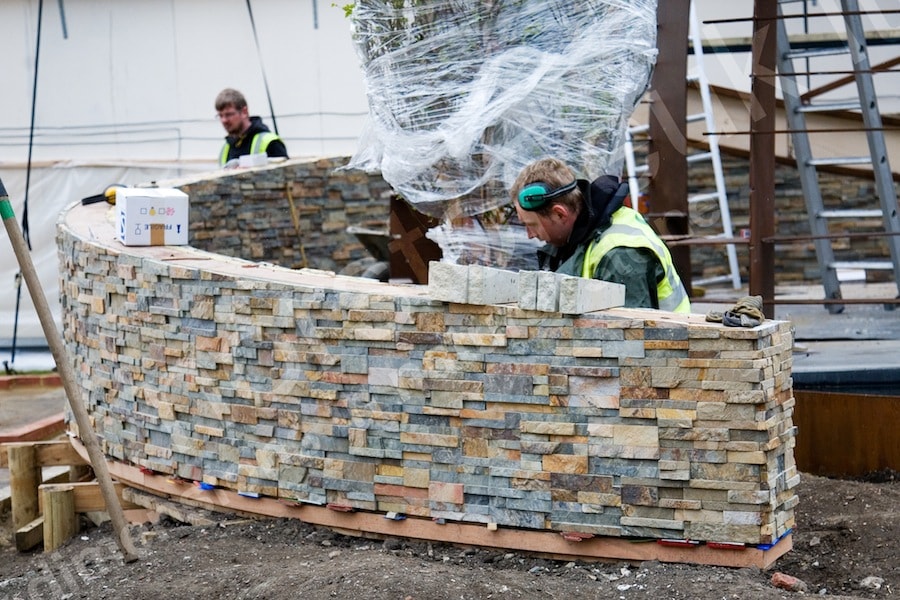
57, 156, 799, 545
177, 157, 394, 273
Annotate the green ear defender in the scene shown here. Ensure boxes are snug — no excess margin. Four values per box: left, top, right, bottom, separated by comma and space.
517, 180, 577, 211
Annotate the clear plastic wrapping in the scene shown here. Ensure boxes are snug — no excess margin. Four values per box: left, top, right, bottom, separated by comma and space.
347, 0, 658, 263
424, 217, 544, 271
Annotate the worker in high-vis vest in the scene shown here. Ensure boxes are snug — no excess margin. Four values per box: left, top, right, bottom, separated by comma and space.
215, 88, 288, 168
511, 157, 691, 313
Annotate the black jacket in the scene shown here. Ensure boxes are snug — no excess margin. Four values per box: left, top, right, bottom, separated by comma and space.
222, 116, 288, 163
536, 175, 629, 271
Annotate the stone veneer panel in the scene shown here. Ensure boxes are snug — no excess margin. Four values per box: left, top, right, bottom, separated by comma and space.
57, 156, 799, 546
176, 156, 394, 273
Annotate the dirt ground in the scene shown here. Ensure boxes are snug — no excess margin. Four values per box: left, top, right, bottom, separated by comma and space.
0, 471, 896, 600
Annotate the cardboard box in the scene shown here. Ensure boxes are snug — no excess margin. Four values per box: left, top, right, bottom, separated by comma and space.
116, 187, 189, 246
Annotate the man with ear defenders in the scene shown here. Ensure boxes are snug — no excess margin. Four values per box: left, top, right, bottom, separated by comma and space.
511, 157, 690, 313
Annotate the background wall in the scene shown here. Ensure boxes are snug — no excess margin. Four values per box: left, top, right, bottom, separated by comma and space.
0, 0, 366, 164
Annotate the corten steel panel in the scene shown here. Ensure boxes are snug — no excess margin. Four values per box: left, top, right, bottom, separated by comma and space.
388, 195, 442, 285
793, 390, 900, 477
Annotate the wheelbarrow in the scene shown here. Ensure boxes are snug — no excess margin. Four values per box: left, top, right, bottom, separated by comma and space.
343, 224, 392, 281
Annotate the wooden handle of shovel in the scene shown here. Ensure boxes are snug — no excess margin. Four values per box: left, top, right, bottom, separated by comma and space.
0, 180, 139, 562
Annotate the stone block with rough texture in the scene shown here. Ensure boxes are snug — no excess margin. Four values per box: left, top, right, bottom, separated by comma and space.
467, 265, 519, 305
427, 261, 469, 304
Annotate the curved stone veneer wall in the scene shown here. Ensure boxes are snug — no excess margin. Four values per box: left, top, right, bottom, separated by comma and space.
57, 156, 798, 548
179, 156, 394, 271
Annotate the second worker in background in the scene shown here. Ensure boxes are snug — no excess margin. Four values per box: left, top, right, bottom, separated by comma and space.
215, 88, 288, 168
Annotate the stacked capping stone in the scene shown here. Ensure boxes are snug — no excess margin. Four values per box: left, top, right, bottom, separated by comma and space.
174, 157, 394, 273
57, 158, 799, 545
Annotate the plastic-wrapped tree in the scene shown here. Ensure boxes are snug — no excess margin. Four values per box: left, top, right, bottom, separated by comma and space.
347, 0, 658, 264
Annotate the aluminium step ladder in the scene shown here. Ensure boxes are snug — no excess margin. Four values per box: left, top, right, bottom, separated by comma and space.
775, 0, 900, 313
624, 0, 742, 289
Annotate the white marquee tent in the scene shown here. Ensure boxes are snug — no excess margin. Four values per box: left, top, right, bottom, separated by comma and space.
1, 0, 897, 369
0, 0, 369, 361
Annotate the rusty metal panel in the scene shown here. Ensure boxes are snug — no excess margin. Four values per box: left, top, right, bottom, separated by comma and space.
793, 390, 900, 478
388, 195, 442, 284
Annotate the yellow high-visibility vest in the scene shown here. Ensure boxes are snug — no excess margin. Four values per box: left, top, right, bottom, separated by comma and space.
581, 206, 691, 313
219, 132, 282, 166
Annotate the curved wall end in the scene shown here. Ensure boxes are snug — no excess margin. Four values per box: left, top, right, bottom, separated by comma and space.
57, 156, 798, 563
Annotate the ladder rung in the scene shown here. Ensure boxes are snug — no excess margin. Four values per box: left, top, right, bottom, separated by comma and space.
694, 274, 737, 287
688, 192, 721, 204
829, 261, 894, 271
807, 156, 872, 167
628, 124, 650, 135
686, 152, 712, 164
784, 47, 849, 61
686, 113, 706, 124
632, 164, 649, 175
797, 100, 861, 113
818, 209, 883, 219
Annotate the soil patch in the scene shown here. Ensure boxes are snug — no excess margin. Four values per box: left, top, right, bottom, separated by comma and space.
1, 473, 896, 599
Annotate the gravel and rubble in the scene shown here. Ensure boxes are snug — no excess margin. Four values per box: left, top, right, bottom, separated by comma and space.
1, 472, 896, 600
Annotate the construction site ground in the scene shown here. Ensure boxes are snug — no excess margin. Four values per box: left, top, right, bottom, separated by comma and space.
1, 281, 898, 599
0, 470, 896, 599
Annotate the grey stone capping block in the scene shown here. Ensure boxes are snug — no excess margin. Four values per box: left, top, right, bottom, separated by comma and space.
558, 276, 626, 314
517, 270, 539, 310
535, 271, 561, 312
467, 265, 519, 305
427, 261, 469, 303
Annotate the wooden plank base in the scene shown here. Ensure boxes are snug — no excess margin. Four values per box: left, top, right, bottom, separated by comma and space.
122, 487, 217, 526
15, 516, 44, 552
0, 414, 66, 444
68, 437, 792, 569
38, 481, 139, 513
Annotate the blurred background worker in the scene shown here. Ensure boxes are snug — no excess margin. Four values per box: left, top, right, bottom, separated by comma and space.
215, 88, 288, 168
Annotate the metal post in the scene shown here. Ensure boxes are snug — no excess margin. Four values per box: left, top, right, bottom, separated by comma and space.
749, 0, 777, 318
648, 0, 693, 296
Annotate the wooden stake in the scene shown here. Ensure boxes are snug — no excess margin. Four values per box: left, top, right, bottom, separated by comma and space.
15, 516, 44, 552
42, 484, 77, 552
8, 443, 40, 530
0, 181, 139, 562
